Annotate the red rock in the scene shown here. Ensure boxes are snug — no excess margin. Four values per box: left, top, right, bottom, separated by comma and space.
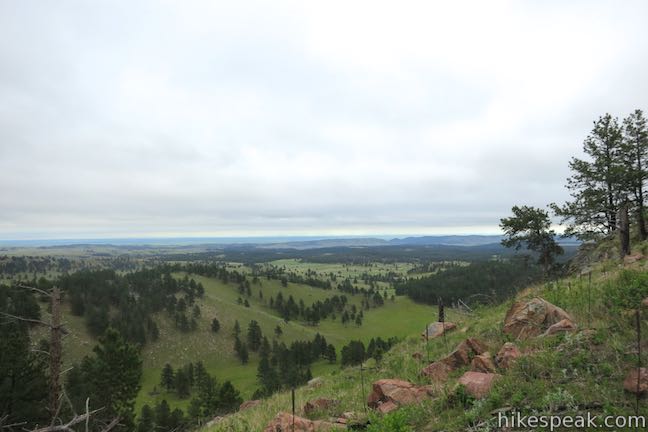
471, 352, 496, 373
421, 361, 452, 382
303, 398, 340, 415
504, 298, 573, 339
263, 412, 344, 431
623, 368, 648, 394
377, 400, 399, 414
441, 338, 488, 369
495, 342, 521, 369
542, 318, 577, 336
239, 399, 261, 411
367, 379, 433, 412
422, 322, 457, 339
457, 372, 500, 399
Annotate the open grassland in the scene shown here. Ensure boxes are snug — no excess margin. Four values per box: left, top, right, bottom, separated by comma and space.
34, 265, 436, 413
207, 248, 648, 431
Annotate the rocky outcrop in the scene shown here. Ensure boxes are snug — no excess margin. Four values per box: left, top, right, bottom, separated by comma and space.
421, 338, 488, 382
303, 398, 340, 415
422, 322, 457, 339
503, 298, 573, 339
542, 318, 577, 336
421, 361, 452, 382
457, 372, 500, 399
470, 352, 496, 373
441, 338, 488, 369
367, 379, 433, 413
263, 412, 344, 431
495, 342, 521, 369
623, 368, 648, 394
239, 400, 261, 411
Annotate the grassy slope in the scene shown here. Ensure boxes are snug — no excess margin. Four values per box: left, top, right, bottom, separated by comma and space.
207, 249, 648, 431
34, 265, 435, 414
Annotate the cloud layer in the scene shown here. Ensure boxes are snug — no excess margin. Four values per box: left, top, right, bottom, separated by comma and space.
1, 0, 647, 239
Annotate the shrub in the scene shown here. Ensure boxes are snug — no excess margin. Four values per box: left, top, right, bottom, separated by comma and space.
603, 270, 648, 309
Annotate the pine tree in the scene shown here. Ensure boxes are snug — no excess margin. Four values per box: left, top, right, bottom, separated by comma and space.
218, 381, 243, 413
161, 363, 175, 391
137, 405, 155, 432
622, 109, 648, 240
552, 113, 625, 239
85, 327, 142, 429
211, 317, 220, 333
247, 320, 263, 351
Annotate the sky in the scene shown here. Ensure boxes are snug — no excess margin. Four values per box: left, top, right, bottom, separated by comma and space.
1, 0, 647, 240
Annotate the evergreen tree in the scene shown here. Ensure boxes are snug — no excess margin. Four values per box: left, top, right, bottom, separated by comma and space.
247, 320, 263, 351
218, 381, 243, 413
161, 363, 175, 391
553, 113, 625, 239
175, 368, 191, 398
137, 405, 155, 432
83, 327, 142, 430
211, 317, 220, 333
0, 319, 48, 428
621, 109, 648, 240
500, 205, 564, 275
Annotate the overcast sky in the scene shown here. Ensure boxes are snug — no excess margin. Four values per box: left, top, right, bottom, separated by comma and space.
1, 1, 647, 240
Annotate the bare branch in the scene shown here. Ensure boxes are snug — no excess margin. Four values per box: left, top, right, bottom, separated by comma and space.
30, 408, 104, 432
0, 312, 52, 327
16, 284, 53, 298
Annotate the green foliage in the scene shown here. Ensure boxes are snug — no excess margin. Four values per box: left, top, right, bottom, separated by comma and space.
367, 408, 413, 432
603, 269, 648, 309
70, 327, 142, 430
500, 205, 564, 273
396, 259, 541, 306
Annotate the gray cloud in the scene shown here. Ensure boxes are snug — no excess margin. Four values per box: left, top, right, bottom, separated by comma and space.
1, 0, 648, 239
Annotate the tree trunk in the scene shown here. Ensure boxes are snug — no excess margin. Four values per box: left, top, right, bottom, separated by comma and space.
619, 203, 631, 258
49, 287, 62, 420
638, 188, 647, 241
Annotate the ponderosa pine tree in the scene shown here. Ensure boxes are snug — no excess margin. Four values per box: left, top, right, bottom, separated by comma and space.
621, 109, 648, 240
161, 363, 175, 391
552, 113, 625, 239
82, 327, 142, 430
247, 320, 263, 351
500, 205, 563, 275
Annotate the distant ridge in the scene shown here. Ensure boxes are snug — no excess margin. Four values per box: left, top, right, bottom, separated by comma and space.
389, 235, 503, 247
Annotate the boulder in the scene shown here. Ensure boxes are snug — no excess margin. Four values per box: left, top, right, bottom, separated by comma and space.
495, 342, 522, 369
503, 298, 573, 339
470, 352, 496, 373
457, 372, 500, 399
412, 352, 423, 361
421, 361, 452, 382
263, 412, 345, 432
422, 322, 457, 339
542, 318, 577, 336
441, 338, 488, 369
205, 416, 225, 428
623, 368, 648, 394
239, 400, 261, 411
367, 379, 433, 412
303, 398, 340, 415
